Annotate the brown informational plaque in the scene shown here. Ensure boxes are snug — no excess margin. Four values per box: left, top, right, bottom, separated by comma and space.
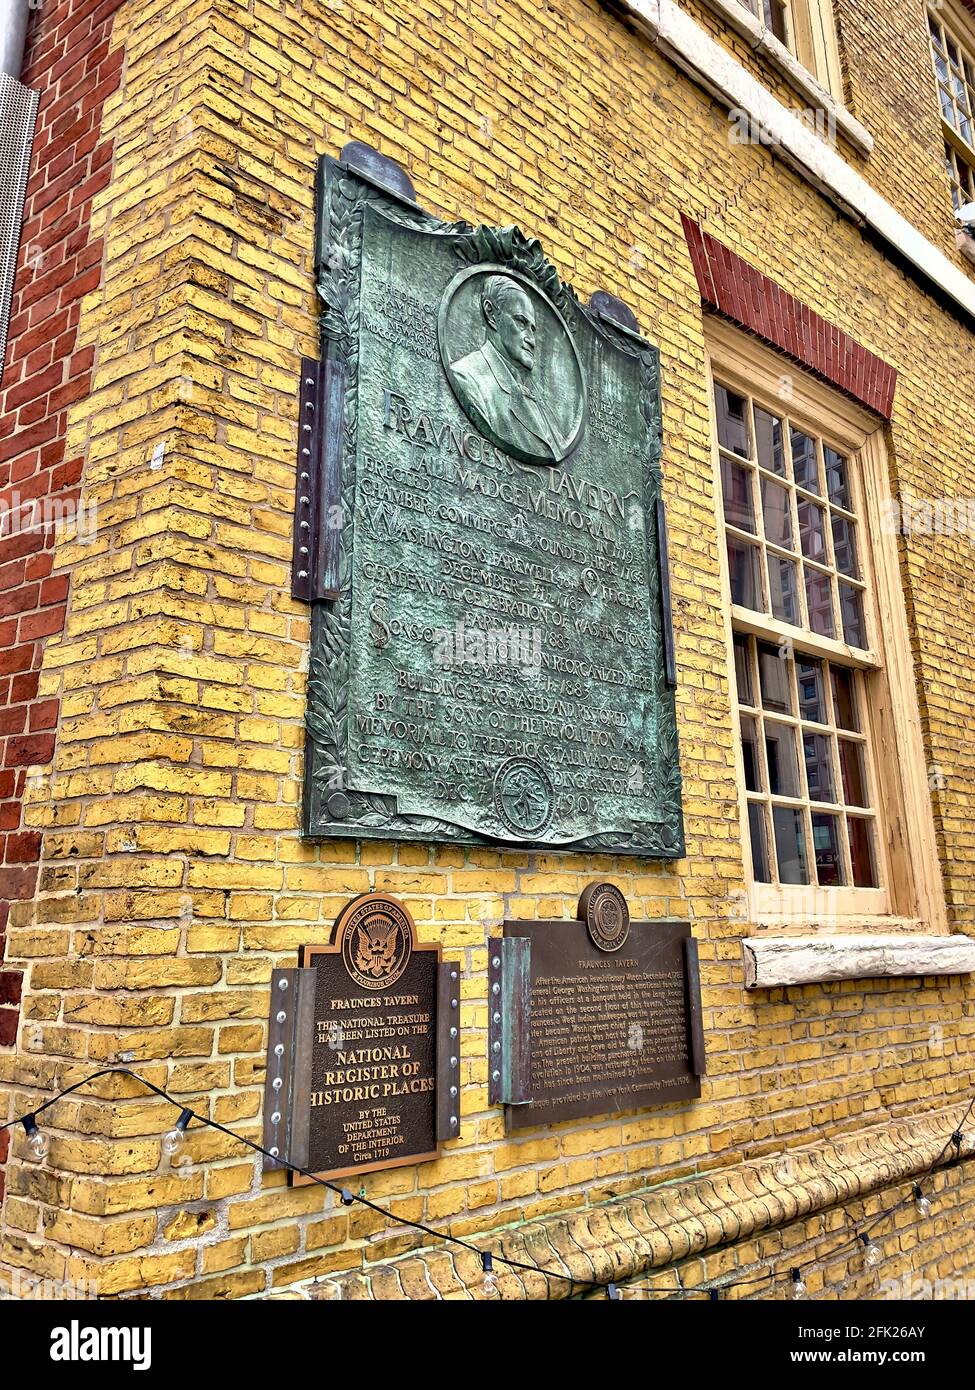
489, 884, 705, 1132
262, 893, 459, 1184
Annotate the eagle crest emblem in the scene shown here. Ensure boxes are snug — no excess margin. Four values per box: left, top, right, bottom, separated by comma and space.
337, 894, 413, 989
354, 915, 400, 978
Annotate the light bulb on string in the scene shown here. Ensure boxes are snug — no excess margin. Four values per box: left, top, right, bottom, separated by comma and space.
21, 1114, 48, 1160
340, 1189, 355, 1206
607, 1283, 621, 1301
861, 1234, 882, 1268
791, 1268, 807, 1300
162, 1108, 193, 1157
481, 1251, 498, 1297
913, 1184, 931, 1218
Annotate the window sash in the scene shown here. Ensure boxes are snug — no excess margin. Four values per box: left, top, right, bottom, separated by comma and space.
706, 320, 948, 933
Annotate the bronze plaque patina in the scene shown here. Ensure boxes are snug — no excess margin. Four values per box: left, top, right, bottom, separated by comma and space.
263, 893, 459, 1183
489, 885, 705, 1131
303, 147, 682, 856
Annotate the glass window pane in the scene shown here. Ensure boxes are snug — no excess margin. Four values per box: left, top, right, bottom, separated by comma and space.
773, 806, 809, 885
748, 802, 772, 882
722, 455, 756, 532
768, 553, 800, 624
812, 812, 845, 887
831, 514, 859, 578
762, 477, 793, 549
758, 641, 793, 713
830, 666, 859, 731
727, 536, 763, 610
849, 817, 878, 888
715, 384, 750, 457
741, 714, 763, 792
840, 582, 866, 648
823, 446, 849, 507
803, 732, 836, 803
796, 658, 826, 723
765, 0, 788, 45
797, 497, 827, 561
765, 721, 801, 797
805, 567, 835, 638
839, 738, 868, 806
754, 407, 786, 475
791, 428, 819, 493
733, 632, 754, 705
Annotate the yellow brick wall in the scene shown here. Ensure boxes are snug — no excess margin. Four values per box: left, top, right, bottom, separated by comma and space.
1, 0, 975, 1297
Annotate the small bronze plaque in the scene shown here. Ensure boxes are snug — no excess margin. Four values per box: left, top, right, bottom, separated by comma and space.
263, 893, 459, 1183
489, 888, 704, 1131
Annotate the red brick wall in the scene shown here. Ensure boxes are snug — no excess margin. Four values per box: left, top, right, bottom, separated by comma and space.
0, 0, 124, 1194
680, 216, 898, 419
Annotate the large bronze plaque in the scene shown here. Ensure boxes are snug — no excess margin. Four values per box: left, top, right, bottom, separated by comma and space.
263, 894, 459, 1183
489, 887, 704, 1131
302, 147, 683, 857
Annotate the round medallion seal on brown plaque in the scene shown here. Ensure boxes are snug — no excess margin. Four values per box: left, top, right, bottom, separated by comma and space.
334, 893, 415, 990
578, 881, 630, 953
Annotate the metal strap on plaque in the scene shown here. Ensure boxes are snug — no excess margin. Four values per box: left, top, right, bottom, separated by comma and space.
262, 967, 318, 1171
488, 937, 532, 1107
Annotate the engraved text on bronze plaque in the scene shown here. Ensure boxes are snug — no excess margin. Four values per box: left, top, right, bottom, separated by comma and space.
489, 886, 704, 1131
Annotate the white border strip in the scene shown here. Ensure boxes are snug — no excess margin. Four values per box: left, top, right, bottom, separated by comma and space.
622, 0, 975, 322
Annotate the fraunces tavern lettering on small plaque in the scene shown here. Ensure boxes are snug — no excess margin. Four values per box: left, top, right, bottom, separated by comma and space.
300, 143, 683, 858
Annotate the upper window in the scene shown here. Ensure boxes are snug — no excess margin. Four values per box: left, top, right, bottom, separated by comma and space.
928, 4, 975, 212
707, 322, 946, 932
733, 0, 844, 97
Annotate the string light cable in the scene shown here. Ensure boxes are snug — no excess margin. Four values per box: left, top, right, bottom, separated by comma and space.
0, 1067, 597, 1298
2, 1068, 972, 1301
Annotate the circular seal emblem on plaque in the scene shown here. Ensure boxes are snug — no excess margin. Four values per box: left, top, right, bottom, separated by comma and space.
578, 881, 630, 953
335, 893, 414, 991
438, 265, 586, 468
493, 757, 555, 838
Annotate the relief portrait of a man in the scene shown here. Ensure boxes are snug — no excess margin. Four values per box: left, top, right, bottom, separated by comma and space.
448, 274, 569, 463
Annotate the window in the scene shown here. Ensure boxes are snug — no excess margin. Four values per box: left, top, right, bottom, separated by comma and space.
945, 140, 975, 214
707, 322, 946, 930
740, 0, 789, 46
732, 0, 844, 97
928, 5, 975, 213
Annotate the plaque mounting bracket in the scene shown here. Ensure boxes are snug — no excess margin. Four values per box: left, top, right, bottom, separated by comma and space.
488, 937, 532, 1107
262, 967, 318, 1171
436, 960, 462, 1142
291, 356, 342, 603
684, 936, 707, 1077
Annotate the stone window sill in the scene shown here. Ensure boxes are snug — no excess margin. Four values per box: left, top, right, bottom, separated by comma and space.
695, 0, 874, 156
743, 932, 975, 988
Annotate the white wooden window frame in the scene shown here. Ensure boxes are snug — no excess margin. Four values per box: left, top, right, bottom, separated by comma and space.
928, 2, 975, 215
706, 319, 948, 937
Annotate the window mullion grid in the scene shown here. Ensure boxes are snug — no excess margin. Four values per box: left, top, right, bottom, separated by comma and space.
748, 396, 774, 618
785, 416, 812, 630
787, 650, 817, 888
823, 663, 854, 886
814, 436, 843, 643
744, 634, 778, 889
855, 668, 884, 891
